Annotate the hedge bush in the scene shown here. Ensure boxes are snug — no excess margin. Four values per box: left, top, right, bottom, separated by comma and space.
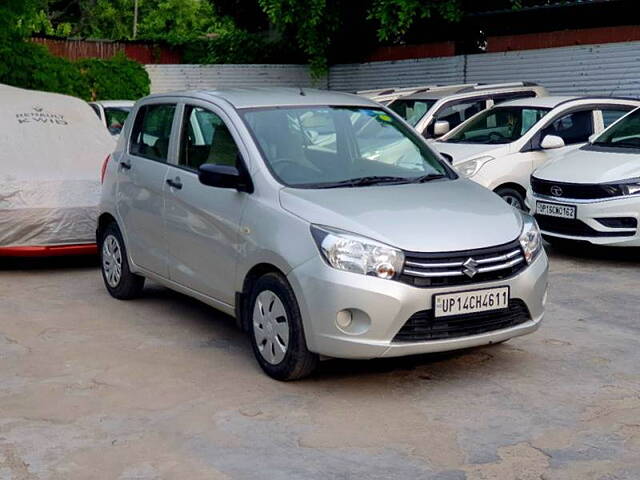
78, 54, 150, 101
0, 39, 150, 101
0, 39, 91, 99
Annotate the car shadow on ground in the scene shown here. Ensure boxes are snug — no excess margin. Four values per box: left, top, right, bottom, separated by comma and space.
0, 255, 100, 271
544, 241, 640, 264
135, 282, 518, 382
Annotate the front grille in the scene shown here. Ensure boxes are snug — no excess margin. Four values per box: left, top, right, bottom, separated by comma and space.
536, 215, 635, 238
531, 177, 623, 200
393, 299, 530, 342
399, 240, 526, 288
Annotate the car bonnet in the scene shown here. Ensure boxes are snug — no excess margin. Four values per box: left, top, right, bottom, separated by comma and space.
279, 179, 523, 252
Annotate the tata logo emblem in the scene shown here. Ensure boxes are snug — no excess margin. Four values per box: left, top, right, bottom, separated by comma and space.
550, 186, 563, 197
462, 258, 479, 278
33, 106, 44, 112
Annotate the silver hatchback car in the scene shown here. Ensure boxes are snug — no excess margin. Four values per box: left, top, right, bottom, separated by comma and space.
98, 88, 548, 380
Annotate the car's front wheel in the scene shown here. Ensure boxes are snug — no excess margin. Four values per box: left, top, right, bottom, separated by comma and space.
99, 222, 145, 299
248, 272, 318, 380
495, 187, 526, 211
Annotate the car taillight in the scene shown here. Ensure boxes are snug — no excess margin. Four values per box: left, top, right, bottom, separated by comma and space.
100, 154, 111, 184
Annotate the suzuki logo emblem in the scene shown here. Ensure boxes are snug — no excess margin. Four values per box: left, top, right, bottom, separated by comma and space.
462, 258, 479, 278
550, 186, 563, 197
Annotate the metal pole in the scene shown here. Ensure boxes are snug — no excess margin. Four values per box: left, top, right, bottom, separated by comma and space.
133, 0, 139, 39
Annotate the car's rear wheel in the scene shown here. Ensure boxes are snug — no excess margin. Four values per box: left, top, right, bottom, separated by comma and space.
495, 187, 525, 211
99, 222, 145, 299
248, 272, 318, 380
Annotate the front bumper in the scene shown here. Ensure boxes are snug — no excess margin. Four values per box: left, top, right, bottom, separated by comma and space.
287, 251, 548, 359
528, 192, 640, 247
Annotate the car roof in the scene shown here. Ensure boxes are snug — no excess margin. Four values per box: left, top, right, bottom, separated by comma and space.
400, 83, 544, 101
147, 88, 378, 109
91, 100, 135, 108
496, 95, 640, 109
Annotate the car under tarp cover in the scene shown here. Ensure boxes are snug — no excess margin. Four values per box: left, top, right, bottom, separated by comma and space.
0, 84, 116, 251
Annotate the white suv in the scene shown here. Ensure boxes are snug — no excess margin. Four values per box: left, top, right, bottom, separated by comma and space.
434, 96, 640, 209
385, 82, 548, 139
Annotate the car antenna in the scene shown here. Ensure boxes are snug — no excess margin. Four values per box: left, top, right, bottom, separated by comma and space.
299, 86, 306, 96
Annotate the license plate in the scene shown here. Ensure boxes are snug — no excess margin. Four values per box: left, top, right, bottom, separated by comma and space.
434, 287, 510, 318
536, 201, 576, 219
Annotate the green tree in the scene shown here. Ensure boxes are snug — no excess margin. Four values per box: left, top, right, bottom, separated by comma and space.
41, 0, 219, 42
369, 0, 462, 43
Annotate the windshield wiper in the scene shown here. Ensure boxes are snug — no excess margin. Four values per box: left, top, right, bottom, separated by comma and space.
319, 176, 412, 188
409, 173, 447, 183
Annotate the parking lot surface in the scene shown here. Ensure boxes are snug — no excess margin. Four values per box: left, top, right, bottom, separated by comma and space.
1, 246, 639, 480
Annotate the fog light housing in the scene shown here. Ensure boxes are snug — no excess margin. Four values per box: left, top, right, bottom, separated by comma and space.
336, 310, 353, 329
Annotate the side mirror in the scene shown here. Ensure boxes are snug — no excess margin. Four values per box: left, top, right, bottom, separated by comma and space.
198, 164, 253, 192
433, 120, 450, 137
540, 134, 565, 150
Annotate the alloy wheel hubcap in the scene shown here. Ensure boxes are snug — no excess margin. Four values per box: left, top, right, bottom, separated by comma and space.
252, 290, 289, 365
503, 195, 523, 210
102, 234, 123, 288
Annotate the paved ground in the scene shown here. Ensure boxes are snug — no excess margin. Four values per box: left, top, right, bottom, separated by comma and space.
1, 245, 639, 480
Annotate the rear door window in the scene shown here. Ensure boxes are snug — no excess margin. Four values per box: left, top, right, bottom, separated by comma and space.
130, 104, 177, 162
601, 108, 634, 128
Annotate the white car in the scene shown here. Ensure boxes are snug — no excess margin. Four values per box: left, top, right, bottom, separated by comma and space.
529, 106, 640, 247
357, 83, 476, 106
386, 82, 548, 138
434, 96, 640, 209
89, 100, 135, 136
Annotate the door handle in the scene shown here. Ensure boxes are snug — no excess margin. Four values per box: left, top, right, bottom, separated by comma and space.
120, 160, 131, 170
166, 178, 183, 190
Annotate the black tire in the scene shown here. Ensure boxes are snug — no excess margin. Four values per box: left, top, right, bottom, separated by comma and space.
495, 187, 526, 211
248, 272, 318, 380
99, 222, 145, 300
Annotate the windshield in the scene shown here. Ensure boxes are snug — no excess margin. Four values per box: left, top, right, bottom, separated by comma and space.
593, 107, 640, 148
388, 98, 437, 126
445, 106, 550, 144
105, 107, 132, 135
241, 106, 451, 188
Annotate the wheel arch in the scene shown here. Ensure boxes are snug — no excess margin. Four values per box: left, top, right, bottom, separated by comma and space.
236, 263, 288, 332
494, 182, 527, 199
96, 212, 117, 243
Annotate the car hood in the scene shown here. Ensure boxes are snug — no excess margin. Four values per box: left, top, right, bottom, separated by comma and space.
432, 142, 505, 165
534, 146, 640, 183
279, 179, 523, 252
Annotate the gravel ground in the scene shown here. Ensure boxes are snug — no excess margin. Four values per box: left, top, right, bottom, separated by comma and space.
1, 245, 639, 480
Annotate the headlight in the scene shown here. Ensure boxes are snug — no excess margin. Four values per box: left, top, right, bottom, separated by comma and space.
456, 156, 494, 178
519, 214, 542, 264
619, 179, 640, 196
310, 225, 404, 280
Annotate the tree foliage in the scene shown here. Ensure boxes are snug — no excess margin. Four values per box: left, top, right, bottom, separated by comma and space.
369, 0, 462, 42
257, 0, 339, 76
3, 0, 487, 78
0, 1, 150, 100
